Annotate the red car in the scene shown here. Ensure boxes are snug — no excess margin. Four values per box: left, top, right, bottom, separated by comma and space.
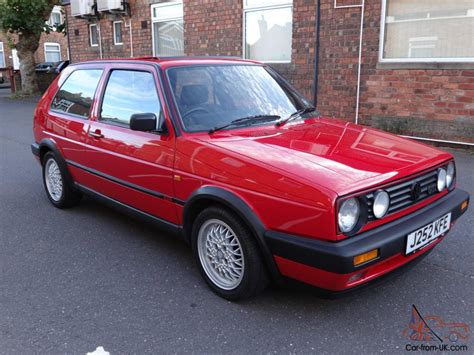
32, 57, 469, 300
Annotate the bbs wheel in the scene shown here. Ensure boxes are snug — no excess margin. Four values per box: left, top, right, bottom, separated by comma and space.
42, 151, 81, 208
192, 206, 268, 300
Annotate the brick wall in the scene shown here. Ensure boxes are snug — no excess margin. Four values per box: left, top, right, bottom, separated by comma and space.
316, 0, 474, 142
64, 0, 474, 143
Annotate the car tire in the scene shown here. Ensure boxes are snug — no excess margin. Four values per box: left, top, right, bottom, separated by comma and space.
192, 206, 268, 301
42, 152, 81, 208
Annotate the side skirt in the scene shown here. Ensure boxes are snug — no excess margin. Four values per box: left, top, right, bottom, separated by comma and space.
75, 183, 185, 239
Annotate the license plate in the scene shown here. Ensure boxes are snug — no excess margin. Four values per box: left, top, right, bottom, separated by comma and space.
405, 213, 451, 254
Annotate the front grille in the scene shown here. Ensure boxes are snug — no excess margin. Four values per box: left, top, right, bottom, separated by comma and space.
366, 169, 439, 220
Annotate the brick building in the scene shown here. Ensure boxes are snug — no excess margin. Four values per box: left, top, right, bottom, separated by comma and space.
0, 6, 69, 71
63, 1, 473, 144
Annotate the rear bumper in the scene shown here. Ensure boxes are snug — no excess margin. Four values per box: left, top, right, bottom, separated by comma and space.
266, 188, 469, 291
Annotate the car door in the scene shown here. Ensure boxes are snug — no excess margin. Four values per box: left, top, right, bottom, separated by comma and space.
45, 65, 104, 171
79, 64, 179, 225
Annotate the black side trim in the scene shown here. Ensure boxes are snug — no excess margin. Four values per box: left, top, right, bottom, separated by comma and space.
76, 183, 183, 236
183, 186, 282, 283
31, 142, 40, 157
66, 160, 185, 206
266, 189, 469, 274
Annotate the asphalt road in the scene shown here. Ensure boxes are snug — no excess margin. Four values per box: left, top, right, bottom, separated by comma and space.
1, 90, 473, 354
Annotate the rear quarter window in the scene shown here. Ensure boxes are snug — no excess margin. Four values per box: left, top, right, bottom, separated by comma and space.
51, 69, 103, 118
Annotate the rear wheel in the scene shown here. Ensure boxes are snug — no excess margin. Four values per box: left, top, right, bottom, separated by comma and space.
42, 152, 81, 208
192, 206, 268, 300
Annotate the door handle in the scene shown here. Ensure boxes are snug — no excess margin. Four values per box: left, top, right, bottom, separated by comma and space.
88, 130, 104, 139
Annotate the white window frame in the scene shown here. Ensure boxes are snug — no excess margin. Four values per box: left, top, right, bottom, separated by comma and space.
89, 24, 98, 47
151, 1, 184, 57
47, 6, 62, 28
44, 42, 61, 62
0, 42, 5, 68
113, 21, 123, 45
379, 0, 474, 63
243, 0, 293, 64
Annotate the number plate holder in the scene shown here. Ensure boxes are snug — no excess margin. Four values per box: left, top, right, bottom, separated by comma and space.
405, 213, 451, 255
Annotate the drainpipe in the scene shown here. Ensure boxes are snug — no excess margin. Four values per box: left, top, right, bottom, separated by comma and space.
313, 0, 321, 107
97, 22, 103, 59
125, 19, 134, 57
334, 0, 365, 124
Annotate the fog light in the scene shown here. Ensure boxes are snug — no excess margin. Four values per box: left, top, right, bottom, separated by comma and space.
354, 249, 379, 266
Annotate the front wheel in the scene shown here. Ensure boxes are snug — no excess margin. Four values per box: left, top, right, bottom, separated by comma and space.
192, 206, 268, 300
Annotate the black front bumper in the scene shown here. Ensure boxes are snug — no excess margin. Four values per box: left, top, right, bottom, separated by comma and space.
266, 189, 469, 274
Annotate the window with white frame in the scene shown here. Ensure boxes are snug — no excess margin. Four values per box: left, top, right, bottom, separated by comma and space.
244, 0, 293, 63
113, 21, 123, 45
90, 24, 98, 47
380, 0, 474, 62
48, 6, 62, 28
44, 43, 61, 62
151, 1, 184, 56
0, 42, 5, 68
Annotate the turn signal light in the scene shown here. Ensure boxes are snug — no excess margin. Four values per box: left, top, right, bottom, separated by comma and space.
354, 249, 379, 266
461, 200, 469, 211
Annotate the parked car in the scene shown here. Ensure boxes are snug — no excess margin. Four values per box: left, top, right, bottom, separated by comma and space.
31, 57, 470, 300
35, 62, 55, 72
35, 61, 69, 74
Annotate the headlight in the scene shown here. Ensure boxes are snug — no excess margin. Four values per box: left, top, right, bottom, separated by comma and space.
373, 190, 390, 218
437, 168, 447, 192
446, 162, 455, 189
338, 198, 360, 233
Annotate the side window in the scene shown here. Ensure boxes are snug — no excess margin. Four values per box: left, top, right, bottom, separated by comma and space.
100, 70, 161, 127
51, 69, 103, 118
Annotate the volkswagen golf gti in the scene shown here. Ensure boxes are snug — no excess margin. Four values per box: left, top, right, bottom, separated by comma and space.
32, 57, 470, 300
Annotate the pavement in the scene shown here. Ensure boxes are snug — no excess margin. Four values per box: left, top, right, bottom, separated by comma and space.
0, 88, 473, 354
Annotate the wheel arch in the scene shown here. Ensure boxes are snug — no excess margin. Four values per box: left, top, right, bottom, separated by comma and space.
183, 186, 282, 282
38, 138, 75, 187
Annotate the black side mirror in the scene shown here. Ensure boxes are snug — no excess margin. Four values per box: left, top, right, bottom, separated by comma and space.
130, 113, 157, 132
130, 112, 168, 134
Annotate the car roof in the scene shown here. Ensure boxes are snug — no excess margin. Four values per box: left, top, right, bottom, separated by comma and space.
69, 56, 263, 69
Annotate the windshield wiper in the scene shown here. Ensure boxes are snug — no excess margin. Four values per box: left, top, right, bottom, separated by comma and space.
275, 106, 318, 127
209, 115, 281, 134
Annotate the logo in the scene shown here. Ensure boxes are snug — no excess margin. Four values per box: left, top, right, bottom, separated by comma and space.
427, 183, 437, 195
411, 182, 422, 201
402, 305, 470, 352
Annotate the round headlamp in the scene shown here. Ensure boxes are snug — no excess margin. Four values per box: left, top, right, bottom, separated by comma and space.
446, 162, 455, 189
338, 198, 360, 233
437, 168, 447, 192
373, 190, 390, 219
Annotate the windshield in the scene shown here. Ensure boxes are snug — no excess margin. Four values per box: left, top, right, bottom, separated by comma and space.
166, 65, 310, 132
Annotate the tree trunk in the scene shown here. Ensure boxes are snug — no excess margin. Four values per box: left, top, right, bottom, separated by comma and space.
16, 32, 41, 95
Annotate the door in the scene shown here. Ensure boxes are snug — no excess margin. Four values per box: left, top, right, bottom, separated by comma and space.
12, 49, 19, 70
82, 65, 178, 225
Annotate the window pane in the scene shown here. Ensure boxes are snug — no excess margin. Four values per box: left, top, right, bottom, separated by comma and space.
90, 25, 98, 45
114, 22, 122, 43
45, 50, 61, 62
245, 7, 292, 62
101, 71, 161, 126
153, 20, 184, 56
167, 65, 304, 132
52, 70, 103, 118
383, 0, 474, 59
152, 3, 183, 20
